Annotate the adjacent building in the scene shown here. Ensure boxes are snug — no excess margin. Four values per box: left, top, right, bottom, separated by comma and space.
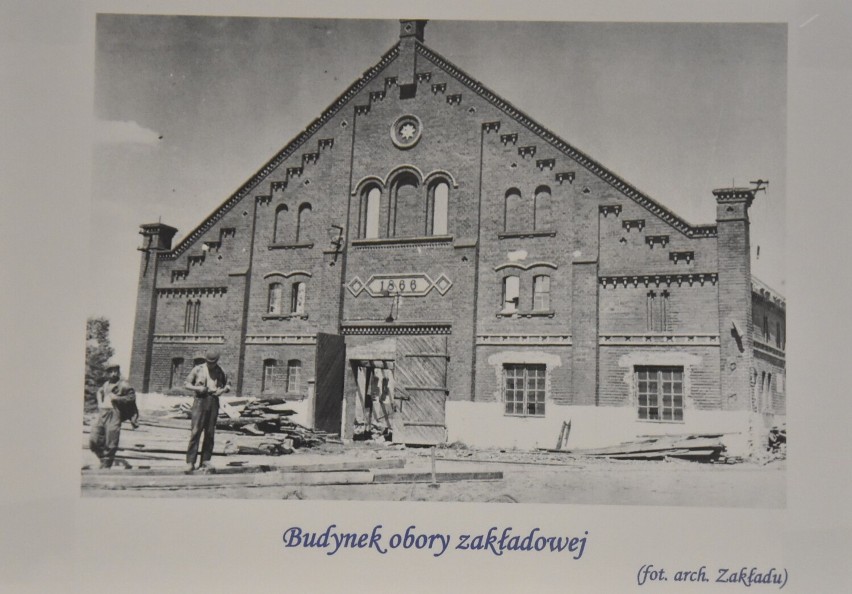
129, 21, 786, 451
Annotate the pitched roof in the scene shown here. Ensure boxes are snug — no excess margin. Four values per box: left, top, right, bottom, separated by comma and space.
161, 42, 401, 259
161, 34, 718, 260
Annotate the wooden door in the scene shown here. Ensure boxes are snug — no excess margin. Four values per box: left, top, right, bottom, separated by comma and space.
392, 336, 449, 445
314, 333, 346, 434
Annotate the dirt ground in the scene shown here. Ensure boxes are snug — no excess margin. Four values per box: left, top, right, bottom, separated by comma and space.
83, 441, 786, 508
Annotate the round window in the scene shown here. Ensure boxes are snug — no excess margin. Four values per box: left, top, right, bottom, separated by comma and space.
390, 114, 423, 149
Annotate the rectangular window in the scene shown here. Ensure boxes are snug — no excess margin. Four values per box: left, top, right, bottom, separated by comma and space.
635, 366, 684, 421
287, 360, 302, 393
533, 275, 551, 311
763, 314, 769, 340
291, 282, 306, 314
503, 276, 520, 313
503, 364, 546, 417
775, 321, 781, 348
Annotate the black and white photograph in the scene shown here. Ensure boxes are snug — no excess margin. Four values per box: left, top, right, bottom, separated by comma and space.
82, 16, 787, 505
3, 2, 851, 592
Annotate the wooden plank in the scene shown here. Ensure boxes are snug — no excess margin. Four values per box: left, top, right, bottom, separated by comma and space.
372, 470, 503, 483
81, 458, 405, 477
82, 470, 374, 490
274, 458, 405, 473
564, 436, 723, 456
82, 465, 273, 476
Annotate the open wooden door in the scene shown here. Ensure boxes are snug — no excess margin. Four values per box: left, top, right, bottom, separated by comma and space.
392, 336, 449, 445
314, 333, 345, 435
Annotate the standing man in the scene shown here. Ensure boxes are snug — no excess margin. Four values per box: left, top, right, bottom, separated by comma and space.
184, 349, 230, 473
89, 360, 137, 469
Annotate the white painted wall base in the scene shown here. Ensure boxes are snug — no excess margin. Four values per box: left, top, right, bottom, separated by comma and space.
446, 401, 764, 457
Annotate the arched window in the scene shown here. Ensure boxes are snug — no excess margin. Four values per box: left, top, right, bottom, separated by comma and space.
296, 203, 312, 243
502, 275, 520, 313
534, 185, 552, 230
361, 186, 381, 239
391, 172, 422, 237
184, 299, 200, 333
533, 275, 551, 311
430, 181, 449, 236
262, 358, 282, 393
274, 204, 288, 243
184, 300, 193, 333
287, 359, 302, 393
291, 282, 306, 315
169, 358, 185, 389
268, 282, 283, 314
504, 188, 524, 232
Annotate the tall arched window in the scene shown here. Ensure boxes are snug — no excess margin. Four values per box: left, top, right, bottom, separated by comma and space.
430, 181, 449, 236
274, 204, 288, 243
296, 203, 312, 243
391, 172, 422, 237
268, 282, 283, 314
184, 299, 200, 333
291, 282, 306, 315
534, 185, 552, 230
504, 188, 524, 232
362, 186, 381, 239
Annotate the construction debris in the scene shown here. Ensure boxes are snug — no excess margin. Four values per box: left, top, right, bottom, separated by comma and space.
541, 434, 727, 462
164, 396, 332, 448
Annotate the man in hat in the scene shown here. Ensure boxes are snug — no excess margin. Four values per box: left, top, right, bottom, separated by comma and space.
184, 349, 230, 473
89, 359, 137, 469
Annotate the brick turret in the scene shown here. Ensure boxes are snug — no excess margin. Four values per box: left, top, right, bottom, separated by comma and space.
129, 223, 178, 391
714, 188, 756, 412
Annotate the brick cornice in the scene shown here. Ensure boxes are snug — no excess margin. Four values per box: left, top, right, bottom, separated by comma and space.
416, 43, 718, 239
158, 43, 401, 261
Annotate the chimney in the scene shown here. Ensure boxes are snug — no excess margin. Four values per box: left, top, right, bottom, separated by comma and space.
396, 20, 427, 93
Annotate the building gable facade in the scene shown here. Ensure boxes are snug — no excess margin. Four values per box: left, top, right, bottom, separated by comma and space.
130, 21, 785, 452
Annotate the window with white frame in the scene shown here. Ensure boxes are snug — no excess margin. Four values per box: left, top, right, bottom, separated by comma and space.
287, 359, 302, 393
635, 366, 684, 421
503, 364, 546, 416
262, 358, 283, 393
502, 275, 520, 313
533, 275, 551, 311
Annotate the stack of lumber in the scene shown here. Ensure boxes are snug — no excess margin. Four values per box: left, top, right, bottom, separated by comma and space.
543, 434, 727, 461
163, 396, 333, 446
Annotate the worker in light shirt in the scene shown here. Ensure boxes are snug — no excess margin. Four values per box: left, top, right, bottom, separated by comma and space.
184, 349, 230, 473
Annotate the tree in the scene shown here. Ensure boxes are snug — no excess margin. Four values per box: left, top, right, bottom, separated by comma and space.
84, 317, 114, 412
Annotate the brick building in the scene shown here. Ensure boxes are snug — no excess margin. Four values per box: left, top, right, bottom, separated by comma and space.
129, 20, 785, 451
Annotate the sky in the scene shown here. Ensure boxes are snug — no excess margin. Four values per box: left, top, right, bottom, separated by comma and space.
91, 16, 787, 366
